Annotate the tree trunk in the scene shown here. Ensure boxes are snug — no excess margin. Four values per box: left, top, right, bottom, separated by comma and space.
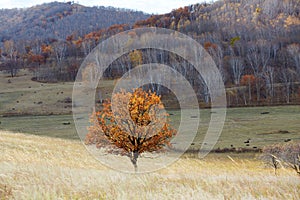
243, 92, 247, 106
286, 85, 290, 104
256, 81, 260, 103
235, 89, 239, 105
10, 68, 14, 78
248, 80, 251, 104
130, 151, 139, 173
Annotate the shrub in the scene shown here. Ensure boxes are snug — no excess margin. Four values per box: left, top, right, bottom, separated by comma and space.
261, 142, 300, 176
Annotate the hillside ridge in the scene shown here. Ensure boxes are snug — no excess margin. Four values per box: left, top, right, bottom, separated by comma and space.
0, 1, 149, 42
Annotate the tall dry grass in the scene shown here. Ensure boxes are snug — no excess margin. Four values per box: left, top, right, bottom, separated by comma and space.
0, 131, 299, 199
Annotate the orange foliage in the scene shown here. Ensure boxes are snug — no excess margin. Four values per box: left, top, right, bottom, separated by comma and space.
74, 38, 82, 46
28, 54, 45, 64
240, 74, 256, 86
84, 32, 95, 40
204, 41, 218, 51
134, 15, 161, 27
41, 44, 52, 54
127, 31, 137, 38
86, 88, 176, 170
173, 7, 190, 18
107, 24, 127, 35
133, 6, 190, 29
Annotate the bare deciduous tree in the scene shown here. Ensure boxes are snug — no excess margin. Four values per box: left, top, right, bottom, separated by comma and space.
229, 56, 245, 85
247, 40, 271, 102
264, 66, 275, 103
287, 43, 300, 80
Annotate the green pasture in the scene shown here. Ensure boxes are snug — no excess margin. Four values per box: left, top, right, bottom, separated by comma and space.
1, 106, 299, 150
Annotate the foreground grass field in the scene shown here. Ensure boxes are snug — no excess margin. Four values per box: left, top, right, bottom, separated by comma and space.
1, 130, 299, 199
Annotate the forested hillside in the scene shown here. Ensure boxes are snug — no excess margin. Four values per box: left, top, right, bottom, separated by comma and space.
0, 1, 149, 42
132, 0, 300, 106
80, 0, 300, 106
0, 0, 300, 106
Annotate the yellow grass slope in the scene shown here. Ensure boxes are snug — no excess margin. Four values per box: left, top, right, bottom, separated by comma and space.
0, 131, 299, 199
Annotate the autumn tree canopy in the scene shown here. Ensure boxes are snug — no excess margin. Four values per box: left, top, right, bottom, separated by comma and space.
85, 88, 176, 172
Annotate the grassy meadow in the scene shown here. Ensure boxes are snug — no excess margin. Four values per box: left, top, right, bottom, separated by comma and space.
1, 70, 300, 199
1, 106, 300, 151
0, 70, 74, 116
1, 131, 299, 199
1, 71, 300, 150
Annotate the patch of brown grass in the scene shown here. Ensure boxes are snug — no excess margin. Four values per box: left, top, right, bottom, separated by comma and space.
0, 183, 13, 199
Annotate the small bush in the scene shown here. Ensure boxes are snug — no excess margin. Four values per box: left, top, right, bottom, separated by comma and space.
0, 184, 13, 199
261, 142, 300, 175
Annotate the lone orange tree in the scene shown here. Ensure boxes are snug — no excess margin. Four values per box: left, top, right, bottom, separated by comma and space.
85, 88, 176, 172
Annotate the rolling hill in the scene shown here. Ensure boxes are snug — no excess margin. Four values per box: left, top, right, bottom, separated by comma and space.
0, 1, 149, 43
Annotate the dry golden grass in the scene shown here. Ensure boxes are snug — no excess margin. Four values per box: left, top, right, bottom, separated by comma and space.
0, 130, 299, 199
